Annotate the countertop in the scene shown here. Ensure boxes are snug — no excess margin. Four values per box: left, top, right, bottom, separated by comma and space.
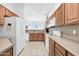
27, 30, 45, 33
0, 37, 13, 53
47, 34, 79, 56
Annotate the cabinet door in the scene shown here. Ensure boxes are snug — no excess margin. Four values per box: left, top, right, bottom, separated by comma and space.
55, 48, 63, 56
34, 33, 37, 40
0, 5, 5, 15
55, 42, 66, 55
49, 41, 53, 56
49, 39, 54, 56
0, 14, 4, 25
65, 3, 79, 24
38, 33, 45, 41
0, 5, 5, 25
55, 4, 65, 26
5, 9, 17, 17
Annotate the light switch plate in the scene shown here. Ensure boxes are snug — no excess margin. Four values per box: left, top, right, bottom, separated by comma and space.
73, 30, 77, 35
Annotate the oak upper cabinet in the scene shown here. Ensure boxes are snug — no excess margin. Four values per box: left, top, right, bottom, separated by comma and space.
5, 9, 17, 17
55, 4, 65, 26
65, 3, 79, 24
0, 5, 5, 15
0, 5, 5, 25
0, 14, 4, 25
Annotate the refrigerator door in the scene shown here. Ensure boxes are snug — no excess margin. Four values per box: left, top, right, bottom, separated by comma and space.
16, 17, 23, 40
16, 38, 25, 55
15, 17, 25, 55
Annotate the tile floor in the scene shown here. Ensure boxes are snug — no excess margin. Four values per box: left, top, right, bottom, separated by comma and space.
19, 41, 48, 56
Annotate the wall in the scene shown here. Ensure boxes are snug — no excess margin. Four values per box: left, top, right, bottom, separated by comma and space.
50, 24, 79, 43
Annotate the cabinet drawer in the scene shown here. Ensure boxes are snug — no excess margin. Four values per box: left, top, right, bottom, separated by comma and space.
49, 38, 55, 56
55, 48, 63, 56
55, 42, 66, 55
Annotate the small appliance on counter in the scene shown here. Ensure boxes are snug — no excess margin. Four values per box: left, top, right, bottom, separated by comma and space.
53, 30, 62, 37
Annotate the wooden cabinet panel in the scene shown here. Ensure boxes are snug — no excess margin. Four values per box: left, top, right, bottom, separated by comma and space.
0, 5, 5, 15
38, 33, 45, 41
55, 4, 65, 26
46, 3, 79, 26
0, 5, 5, 25
55, 48, 63, 56
49, 37, 54, 45
29, 33, 45, 41
49, 42, 54, 56
49, 38, 55, 56
5, 9, 17, 17
0, 14, 4, 25
55, 42, 66, 55
65, 3, 79, 24
49, 37, 75, 56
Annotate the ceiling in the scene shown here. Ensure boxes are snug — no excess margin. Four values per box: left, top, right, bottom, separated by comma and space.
24, 3, 59, 22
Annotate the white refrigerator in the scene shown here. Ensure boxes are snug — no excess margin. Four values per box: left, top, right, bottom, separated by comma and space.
4, 17, 25, 56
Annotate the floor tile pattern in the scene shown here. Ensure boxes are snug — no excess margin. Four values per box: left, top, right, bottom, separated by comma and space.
19, 41, 48, 56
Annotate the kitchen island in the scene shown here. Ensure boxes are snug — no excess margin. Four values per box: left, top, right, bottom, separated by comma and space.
28, 30, 45, 41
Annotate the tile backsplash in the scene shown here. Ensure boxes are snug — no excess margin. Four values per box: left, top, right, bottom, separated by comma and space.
50, 24, 79, 43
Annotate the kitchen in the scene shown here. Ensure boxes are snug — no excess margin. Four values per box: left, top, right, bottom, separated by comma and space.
0, 3, 79, 56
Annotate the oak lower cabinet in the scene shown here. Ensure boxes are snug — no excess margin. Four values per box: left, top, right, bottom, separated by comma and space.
49, 37, 74, 56
29, 33, 34, 41
0, 47, 13, 56
55, 42, 66, 56
29, 33, 45, 41
49, 38, 54, 56
66, 51, 74, 56
55, 48, 63, 56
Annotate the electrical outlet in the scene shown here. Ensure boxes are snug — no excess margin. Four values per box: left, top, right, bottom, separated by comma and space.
73, 30, 77, 35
